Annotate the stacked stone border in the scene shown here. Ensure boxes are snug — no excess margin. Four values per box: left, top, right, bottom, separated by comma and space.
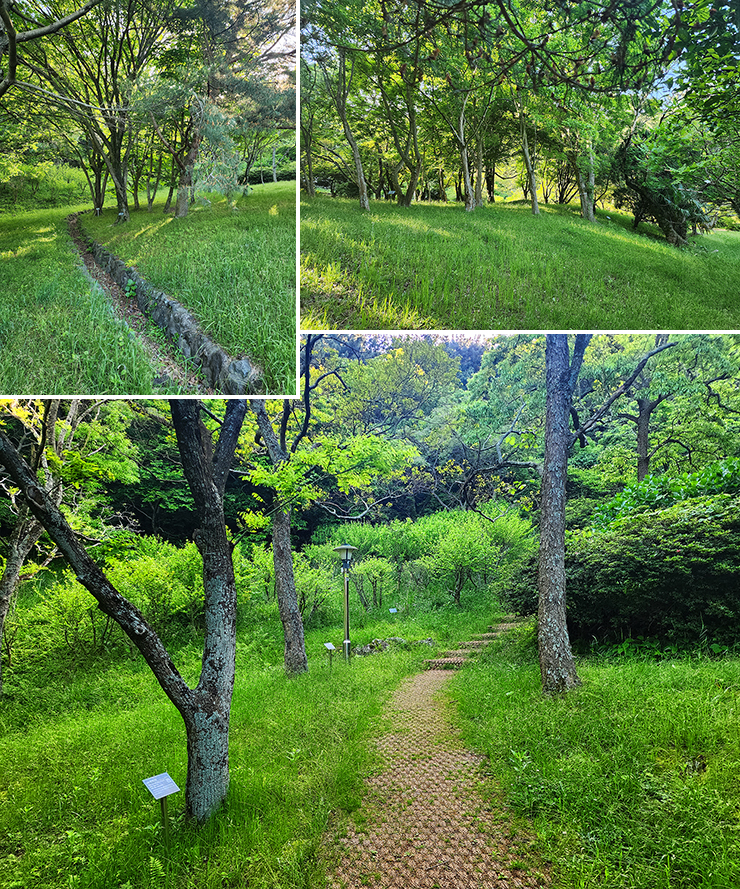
73, 212, 264, 395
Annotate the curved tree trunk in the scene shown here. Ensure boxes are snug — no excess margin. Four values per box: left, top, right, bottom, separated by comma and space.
0, 399, 248, 823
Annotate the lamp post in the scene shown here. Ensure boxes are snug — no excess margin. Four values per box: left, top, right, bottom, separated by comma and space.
333, 544, 357, 662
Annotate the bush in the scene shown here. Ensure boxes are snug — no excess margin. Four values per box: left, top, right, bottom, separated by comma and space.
592, 458, 740, 528
508, 494, 740, 646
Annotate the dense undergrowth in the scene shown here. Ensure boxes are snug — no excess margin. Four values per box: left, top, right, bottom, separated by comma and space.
0, 207, 169, 395
82, 182, 297, 396
300, 195, 740, 330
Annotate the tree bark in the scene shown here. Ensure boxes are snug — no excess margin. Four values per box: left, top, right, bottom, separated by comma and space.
272, 506, 309, 673
0, 399, 248, 823
251, 400, 308, 674
537, 335, 590, 694
520, 110, 539, 216
0, 504, 44, 694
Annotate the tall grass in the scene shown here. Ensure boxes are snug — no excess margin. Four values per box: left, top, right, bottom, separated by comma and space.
300, 196, 740, 330
0, 628, 430, 889
0, 207, 167, 395
82, 183, 297, 396
451, 624, 740, 888
1, 554, 502, 889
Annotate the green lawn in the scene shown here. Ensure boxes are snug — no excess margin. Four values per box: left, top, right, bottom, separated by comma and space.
0, 622, 431, 889
82, 182, 297, 396
300, 196, 740, 330
452, 623, 740, 888
0, 206, 165, 395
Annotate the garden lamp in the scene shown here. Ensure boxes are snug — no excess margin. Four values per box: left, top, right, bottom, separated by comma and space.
333, 544, 357, 661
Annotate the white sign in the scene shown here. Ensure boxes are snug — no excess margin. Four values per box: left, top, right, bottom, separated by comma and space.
143, 772, 180, 800
389, 608, 398, 614
324, 642, 336, 651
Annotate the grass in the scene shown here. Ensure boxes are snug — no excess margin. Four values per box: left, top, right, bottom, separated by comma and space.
10, 564, 740, 889
82, 183, 297, 396
0, 206, 169, 395
0, 572, 499, 889
0, 629, 424, 889
451, 621, 740, 888
300, 195, 740, 330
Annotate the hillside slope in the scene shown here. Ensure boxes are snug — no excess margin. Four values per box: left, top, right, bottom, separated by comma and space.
300, 197, 740, 330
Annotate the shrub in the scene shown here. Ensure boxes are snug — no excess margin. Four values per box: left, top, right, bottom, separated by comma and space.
508, 494, 740, 646
592, 458, 740, 528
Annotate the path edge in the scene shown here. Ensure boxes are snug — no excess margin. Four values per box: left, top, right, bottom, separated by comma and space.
71, 212, 265, 395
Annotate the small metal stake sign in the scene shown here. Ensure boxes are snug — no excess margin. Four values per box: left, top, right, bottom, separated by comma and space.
389, 608, 398, 615
324, 641, 336, 674
143, 772, 179, 851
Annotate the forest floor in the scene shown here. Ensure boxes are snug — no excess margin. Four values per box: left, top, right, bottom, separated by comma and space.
325, 624, 549, 889
300, 195, 740, 330
0, 204, 165, 395
82, 182, 298, 395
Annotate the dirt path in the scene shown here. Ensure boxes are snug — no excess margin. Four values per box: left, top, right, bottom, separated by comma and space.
66, 213, 210, 394
326, 654, 548, 888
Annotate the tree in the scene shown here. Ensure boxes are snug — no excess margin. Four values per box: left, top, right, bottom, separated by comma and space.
0, 399, 139, 694
250, 399, 309, 675
0, 398, 248, 823
537, 334, 589, 694
537, 334, 681, 693
0, 0, 101, 99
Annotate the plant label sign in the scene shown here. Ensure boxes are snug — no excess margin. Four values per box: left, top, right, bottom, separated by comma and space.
389, 608, 398, 614
143, 772, 180, 800
324, 642, 336, 651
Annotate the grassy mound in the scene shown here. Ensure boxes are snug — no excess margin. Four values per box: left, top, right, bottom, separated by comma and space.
300, 196, 740, 330
83, 182, 297, 396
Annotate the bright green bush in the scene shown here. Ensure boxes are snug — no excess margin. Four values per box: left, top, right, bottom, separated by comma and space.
592, 458, 740, 528
325, 507, 535, 610
509, 494, 740, 646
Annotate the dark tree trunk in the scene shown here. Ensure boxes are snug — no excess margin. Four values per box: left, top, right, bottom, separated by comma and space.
0, 399, 248, 823
537, 335, 590, 694
251, 400, 308, 675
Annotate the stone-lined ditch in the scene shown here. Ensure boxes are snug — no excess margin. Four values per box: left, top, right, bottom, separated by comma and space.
70, 212, 265, 395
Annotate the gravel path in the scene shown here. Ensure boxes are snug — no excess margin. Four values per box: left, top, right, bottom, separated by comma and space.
326, 648, 549, 888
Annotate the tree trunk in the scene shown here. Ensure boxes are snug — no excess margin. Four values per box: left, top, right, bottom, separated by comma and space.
0, 399, 248, 823
537, 335, 589, 694
520, 111, 539, 216
251, 401, 308, 675
574, 146, 596, 222
0, 505, 44, 694
438, 168, 447, 201
302, 143, 315, 197
457, 106, 475, 212
474, 135, 484, 208
272, 507, 308, 674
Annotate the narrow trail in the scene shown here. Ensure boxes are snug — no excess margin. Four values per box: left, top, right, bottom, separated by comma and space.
326, 624, 549, 889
